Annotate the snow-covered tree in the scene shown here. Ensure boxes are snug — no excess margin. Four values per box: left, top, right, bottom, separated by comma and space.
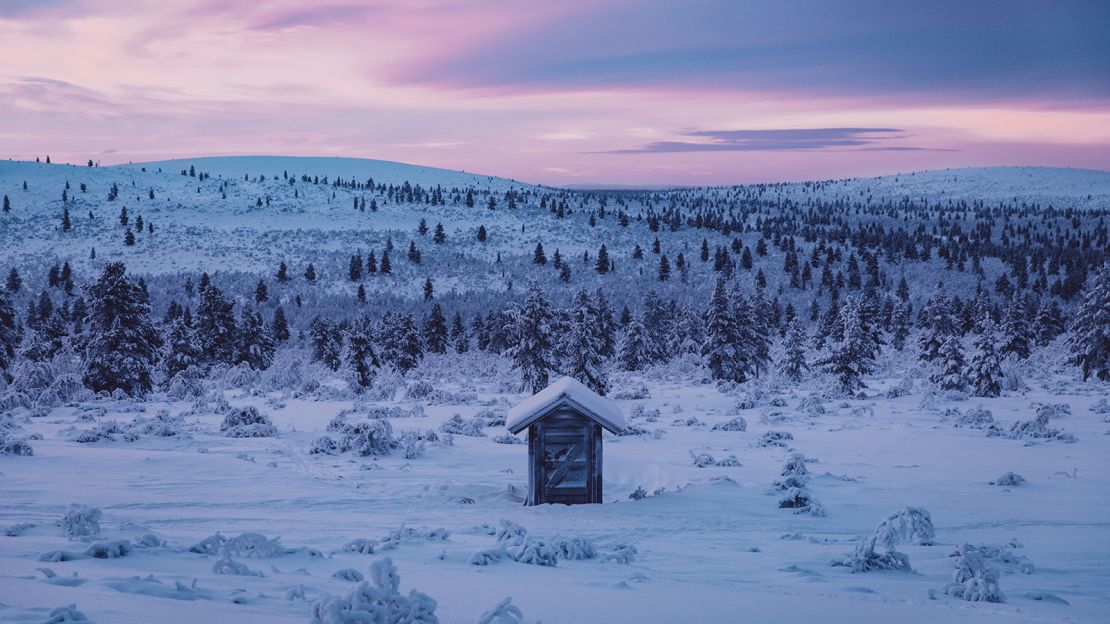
506, 283, 556, 393
161, 315, 199, 379
450, 311, 469, 353
309, 317, 343, 371
1000, 298, 1033, 360
918, 289, 957, 364
702, 276, 747, 382
779, 319, 809, 382
81, 262, 161, 395
379, 311, 423, 373
890, 299, 911, 351
345, 314, 379, 389
0, 289, 20, 379
237, 305, 276, 370
1032, 297, 1064, 347
1068, 262, 1110, 381
593, 289, 616, 357
618, 316, 651, 372
931, 335, 967, 392
271, 307, 290, 342
422, 303, 448, 354
968, 317, 1004, 397
562, 289, 609, 395
194, 279, 238, 366
816, 296, 875, 393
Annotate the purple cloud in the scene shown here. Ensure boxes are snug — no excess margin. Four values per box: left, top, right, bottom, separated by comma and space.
606, 128, 947, 153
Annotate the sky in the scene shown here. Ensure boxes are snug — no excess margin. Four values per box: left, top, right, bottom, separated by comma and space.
1, 0, 1109, 186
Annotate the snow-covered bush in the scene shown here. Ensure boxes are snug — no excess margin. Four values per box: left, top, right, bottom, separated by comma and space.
1034, 402, 1070, 420
212, 555, 263, 577
758, 431, 793, 447
1000, 411, 1075, 442
714, 454, 741, 467
44, 604, 89, 623
405, 380, 434, 400
332, 568, 365, 582
0, 432, 33, 456
774, 452, 810, 490
189, 532, 227, 555
310, 557, 438, 624
712, 416, 747, 432
467, 548, 506, 566
551, 536, 597, 560
310, 436, 342, 455
477, 597, 524, 624
60, 505, 102, 539
990, 472, 1025, 487
832, 507, 933, 572
85, 539, 132, 559
220, 406, 277, 438
942, 543, 1005, 602
439, 413, 486, 437
950, 406, 998, 430
690, 451, 715, 467
474, 408, 506, 427
611, 384, 650, 400
1091, 398, 1110, 416
223, 532, 289, 558
493, 434, 524, 445
320, 419, 397, 457
600, 543, 638, 564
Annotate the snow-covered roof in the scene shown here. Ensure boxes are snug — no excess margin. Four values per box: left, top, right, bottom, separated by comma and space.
506, 376, 626, 435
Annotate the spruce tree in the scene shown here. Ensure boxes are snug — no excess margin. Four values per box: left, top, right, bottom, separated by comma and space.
80, 262, 160, 395
917, 289, 957, 364
779, 319, 809, 382
658, 254, 671, 281
254, 279, 269, 303
271, 307, 290, 342
346, 313, 379, 388
1033, 297, 1064, 346
276, 261, 288, 282
379, 311, 423, 372
702, 276, 747, 382
21, 311, 67, 362
193, 280, 238, 365
1000, 298, 1033, 360
450, 311, 469, 353
349, 254, 363, 281
423, 303, 449, 354
304, 263, 317, 281
618, 316, 651, 372
1068, 263, 1110, 381
816, 296, 875, 394
380, 250, 392, 274
0, 289, 18, 379
533, 242, 547, 265
595, 244, 609, 274
5, 268, 21, 293
562, 289, 609, 395
161, 315, 200, 379
309, 317, 343, 371
968, 317, 1004, 397
594, 289, 616, 357
237, 305, 275, 370
506, 283, 556, 393
423, 278, 434, 301
931, 335, 967, 392
891, 299, 911, 351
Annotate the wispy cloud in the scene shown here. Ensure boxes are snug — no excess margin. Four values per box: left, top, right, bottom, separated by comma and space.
606, 128, 948, 153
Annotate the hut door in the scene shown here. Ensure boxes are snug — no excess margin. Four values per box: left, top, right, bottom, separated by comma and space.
537, 410, 594, 504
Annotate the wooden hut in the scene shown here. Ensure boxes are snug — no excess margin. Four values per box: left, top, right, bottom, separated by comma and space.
506, 377, 625, 505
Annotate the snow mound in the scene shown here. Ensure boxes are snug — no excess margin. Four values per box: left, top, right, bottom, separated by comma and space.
220, 407, 277, 438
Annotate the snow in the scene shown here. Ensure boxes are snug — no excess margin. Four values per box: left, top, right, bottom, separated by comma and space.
2, 367, 1109, 623
505, 375, 626, 434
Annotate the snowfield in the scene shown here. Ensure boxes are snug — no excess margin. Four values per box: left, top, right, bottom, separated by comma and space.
1, 156, 1108, 623
2, 355, 1108, 623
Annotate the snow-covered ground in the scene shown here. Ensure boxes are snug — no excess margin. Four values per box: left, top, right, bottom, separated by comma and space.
2, 354, 1108, 623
